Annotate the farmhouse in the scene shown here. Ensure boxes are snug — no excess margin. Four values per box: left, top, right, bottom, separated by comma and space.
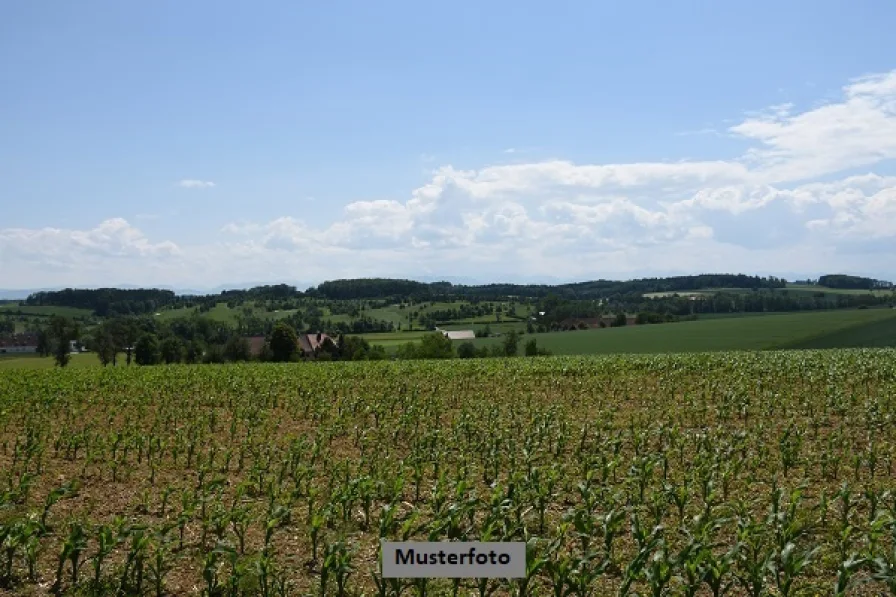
556, 316, 638, 330
0, 332, 39, 354
298, 332, 337, 358
244, 335, 267, 358
435, 328, 476, 341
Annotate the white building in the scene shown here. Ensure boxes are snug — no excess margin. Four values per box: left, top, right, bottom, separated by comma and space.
440, 329, 476, 341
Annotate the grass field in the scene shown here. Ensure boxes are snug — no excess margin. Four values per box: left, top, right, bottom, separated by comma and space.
0, 352, 105, 370
358, 331, 428, 347
1, 351, 896, 595
476, 308, 896, 355
0, 304, 94, 318
779, 312, 896, 349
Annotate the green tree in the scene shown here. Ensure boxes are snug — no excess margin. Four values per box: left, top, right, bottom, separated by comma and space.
502, 330, 520, 357
134, 333, 161, 366
223, 335, 251, 362
36, 329, 52, 357
268, 322, 298, 362
340, 335, 373, 361
159, 336, 185, 364
48, 315, 79, 368
524, 338, 538, 356
416, 333, 454, 359
107, 317, 140, 365
457, 341, 476, 359
203, 344, 226, 364
90, 324, 116, 366
185, 340, 204, 364
612, 311, 628, 327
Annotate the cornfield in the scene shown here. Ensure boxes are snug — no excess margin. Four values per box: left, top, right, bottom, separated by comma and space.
2, 349, 896, 596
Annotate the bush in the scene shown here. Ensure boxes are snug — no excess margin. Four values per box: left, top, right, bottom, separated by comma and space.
159, 336, 185, 364
525, 338, 538, 356
224, 336, 251, 362
203, 344, 226, 364
268, 322, 298, 362
135, 333, 161, 366
457, 342, 476, 359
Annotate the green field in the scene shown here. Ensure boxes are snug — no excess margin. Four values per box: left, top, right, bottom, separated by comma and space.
0, 352, 105, 370
0, 304, 94, 318
358, 331, 428, 347
473, 308, 896, 355
2, 351, 896, 594
779, 311, 896, 349
154, 302, 303, 324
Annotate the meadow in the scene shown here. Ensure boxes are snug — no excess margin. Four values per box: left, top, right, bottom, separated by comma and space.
2, 351, 896, 595
471, 308, 896, 355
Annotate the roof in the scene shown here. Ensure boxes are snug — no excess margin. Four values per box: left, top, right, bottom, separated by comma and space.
442, 330, 476, 340
298, 333, 336, 354
244, 336, 266, 356
0, 333, 39, 348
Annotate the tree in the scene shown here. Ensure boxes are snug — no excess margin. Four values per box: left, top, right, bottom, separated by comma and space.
203, 344, 226, 364
268, 322, 298, 362
36, 329, 52, 357
416, 333, 454, 359
90, 325, 116, 366
185, 340, 204, 364
134, 333, 161, 366
525, 338, 538, 356
612, 312, 628, 327
160, 336, 185, 364
107, 317, 140, 365
457, 341, 476, 359
223, 335, 251, 362
339, 335, 373, 361
48, 315, 79, 368
368, 345, 387, 360
502, 330, 520, 357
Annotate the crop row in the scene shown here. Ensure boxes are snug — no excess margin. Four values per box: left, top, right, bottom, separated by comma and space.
1, 350, 895, 595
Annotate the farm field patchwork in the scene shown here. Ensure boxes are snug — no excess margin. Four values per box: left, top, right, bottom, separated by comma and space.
474, 308, 896, 355
1, 351, 896, 595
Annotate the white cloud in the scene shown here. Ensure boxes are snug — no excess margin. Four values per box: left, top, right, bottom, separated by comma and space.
4, 70, 896, 287
177, 179, 216, 189
729, 71, 896, 183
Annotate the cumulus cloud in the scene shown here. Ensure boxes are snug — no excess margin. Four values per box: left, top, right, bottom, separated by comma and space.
4, 70, 896, 287
177, 179, 216, 189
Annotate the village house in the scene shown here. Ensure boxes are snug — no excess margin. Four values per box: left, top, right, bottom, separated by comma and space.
241, 332, 338, 359
0, 332, 39, 354
298, 332, 337, 359
244, 336, 267, 358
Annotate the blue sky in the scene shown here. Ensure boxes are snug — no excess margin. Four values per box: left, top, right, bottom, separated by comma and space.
2, 1, 896, 289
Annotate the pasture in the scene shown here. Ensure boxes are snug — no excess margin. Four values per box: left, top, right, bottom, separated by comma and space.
476, 308, 896, 355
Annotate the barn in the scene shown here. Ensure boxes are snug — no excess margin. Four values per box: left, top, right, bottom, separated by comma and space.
0, 333, 39, 354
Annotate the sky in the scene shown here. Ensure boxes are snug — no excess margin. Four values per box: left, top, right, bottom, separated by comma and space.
2, 1, 896, 290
